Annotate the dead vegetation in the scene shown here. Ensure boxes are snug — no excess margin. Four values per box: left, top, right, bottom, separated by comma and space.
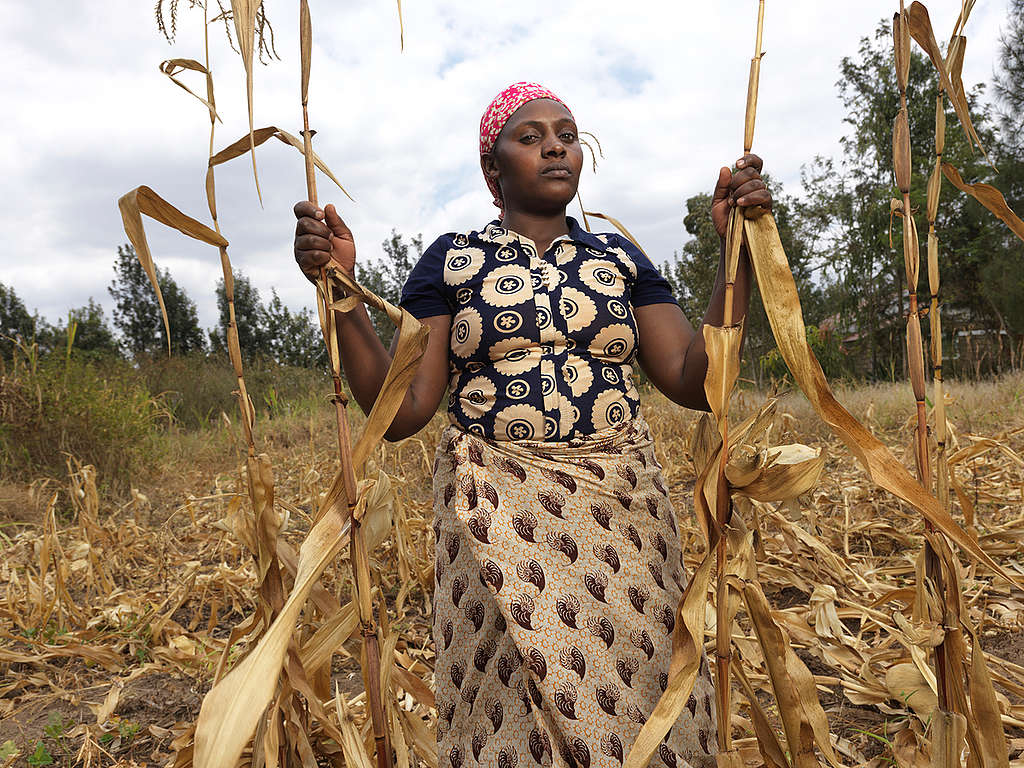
0, 378, 1022, 767
3, 0, 1024, 765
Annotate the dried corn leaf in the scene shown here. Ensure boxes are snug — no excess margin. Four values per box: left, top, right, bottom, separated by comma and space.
902, 208, 920, 291
210, 127, 353, 201
229, 0, 261, 202
894, 107, 912, 193
735, 444, 825, 503
396, 0, 404, 51
950, 0, 977, 38
942, 162, 1024, 243
692, 415, 719, 482
299, 0, 312, 103
907, 316, 926, 401
894, 11, 911, 92
118, 186, 228, 353
947, 36, 968, 124
90, 680, 123, 725
733, 659, 790, 768
742, 213, 1017, 585
907, 1, 985, 156
328, 269, 430, 474
193, 473, 393, 768
583, 211, 649, 258
927, 160, 942, 224
623, 549, 715, 768
159, 59, 221, 121
0, 643, 122, 670
398, 708, 437, 768
968, 633, 1011, 768
743, 580, 842, 768
391, 662, 435, 710
334, 690, 375, 768
744, 57, 762, 154
892, 728, 931, 768
703, 324, 743, 427
886, 663, 938, 722
299, 600, 358, 674
247, 453, 281, 587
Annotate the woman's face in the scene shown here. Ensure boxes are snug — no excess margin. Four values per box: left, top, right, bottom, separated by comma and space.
483, 98, 584, 217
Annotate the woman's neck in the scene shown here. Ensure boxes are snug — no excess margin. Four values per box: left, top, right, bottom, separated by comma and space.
500, 209, 570, 255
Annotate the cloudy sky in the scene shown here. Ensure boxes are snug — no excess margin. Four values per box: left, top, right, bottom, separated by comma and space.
0, 0, 1011, 331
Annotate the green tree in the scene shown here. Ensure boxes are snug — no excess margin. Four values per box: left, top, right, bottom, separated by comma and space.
984, 0, 1024, 346
662, 181, 825, 383
994, 0, 1024, 160
56, 299, 120, 358
356, 229, 422, 348
261, 290, 326, 368
0, 282, 44, 359
108, 245, 206, 357
798, 21, 1004, 378
211, 269, 265, 362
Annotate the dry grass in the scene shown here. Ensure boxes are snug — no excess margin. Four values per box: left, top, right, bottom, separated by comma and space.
0, 375, 1022, 767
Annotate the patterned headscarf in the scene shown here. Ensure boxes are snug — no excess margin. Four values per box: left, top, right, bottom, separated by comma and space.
479, 82, 572, 211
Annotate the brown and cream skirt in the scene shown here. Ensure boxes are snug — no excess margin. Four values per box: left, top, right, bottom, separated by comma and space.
431, 417, 716, 768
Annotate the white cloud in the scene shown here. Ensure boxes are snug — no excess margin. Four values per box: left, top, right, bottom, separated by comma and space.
0, 0, 1011, 330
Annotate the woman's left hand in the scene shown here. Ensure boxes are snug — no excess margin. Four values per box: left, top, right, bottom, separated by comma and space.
711, 153, 772, 239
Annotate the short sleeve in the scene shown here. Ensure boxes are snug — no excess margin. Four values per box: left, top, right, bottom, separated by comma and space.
399, 236, 453, 319
613, 235, 678, 307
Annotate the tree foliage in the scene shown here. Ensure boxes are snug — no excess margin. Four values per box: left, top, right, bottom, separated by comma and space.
994, 0, 1024, 158
662, 181, 826, 382
60, 299, 120, 358
211, 270, 264, 362
798, 22, 1009, 378
357, 230, 423, 349
0, 282, 41, 359
211, 270, 325, 368
261, 289, 326, 369
985, 0, 1024, 340
108, 245, 206, 358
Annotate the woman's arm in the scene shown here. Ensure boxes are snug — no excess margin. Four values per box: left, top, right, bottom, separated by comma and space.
335, 306, 451, 440
294, 201, 451, 440
634, 154, 769, 410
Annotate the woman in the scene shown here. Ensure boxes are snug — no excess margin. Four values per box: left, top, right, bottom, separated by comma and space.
293, 83, 771, 768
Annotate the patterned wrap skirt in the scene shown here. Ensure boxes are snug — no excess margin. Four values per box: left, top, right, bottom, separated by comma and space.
431, 417, 717, 768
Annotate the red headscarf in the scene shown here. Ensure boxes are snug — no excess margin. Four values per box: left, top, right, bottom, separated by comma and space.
479, 82, 572, 211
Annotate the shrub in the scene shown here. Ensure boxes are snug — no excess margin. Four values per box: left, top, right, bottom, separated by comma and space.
0, 345, 163, 489
758, 325, 849, 385
137, 354, 330, 429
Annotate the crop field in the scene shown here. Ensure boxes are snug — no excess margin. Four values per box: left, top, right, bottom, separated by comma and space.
1, 374, 1022, 767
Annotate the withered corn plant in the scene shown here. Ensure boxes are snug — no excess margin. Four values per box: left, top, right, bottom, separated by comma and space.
121, 2, 427, 767
123, 2, 1024, 767
191, 3, 425, 768
896, 2, 1018, 764
298, 0, 391, 764
891, 4, 960, 747
627, 4, 842, 767
625, 3, 1021, 767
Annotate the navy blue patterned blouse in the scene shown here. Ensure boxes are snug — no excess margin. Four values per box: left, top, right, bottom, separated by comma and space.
399, 217, 677, 441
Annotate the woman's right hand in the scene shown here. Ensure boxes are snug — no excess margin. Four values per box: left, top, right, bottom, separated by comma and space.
293, 201, 356, 281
